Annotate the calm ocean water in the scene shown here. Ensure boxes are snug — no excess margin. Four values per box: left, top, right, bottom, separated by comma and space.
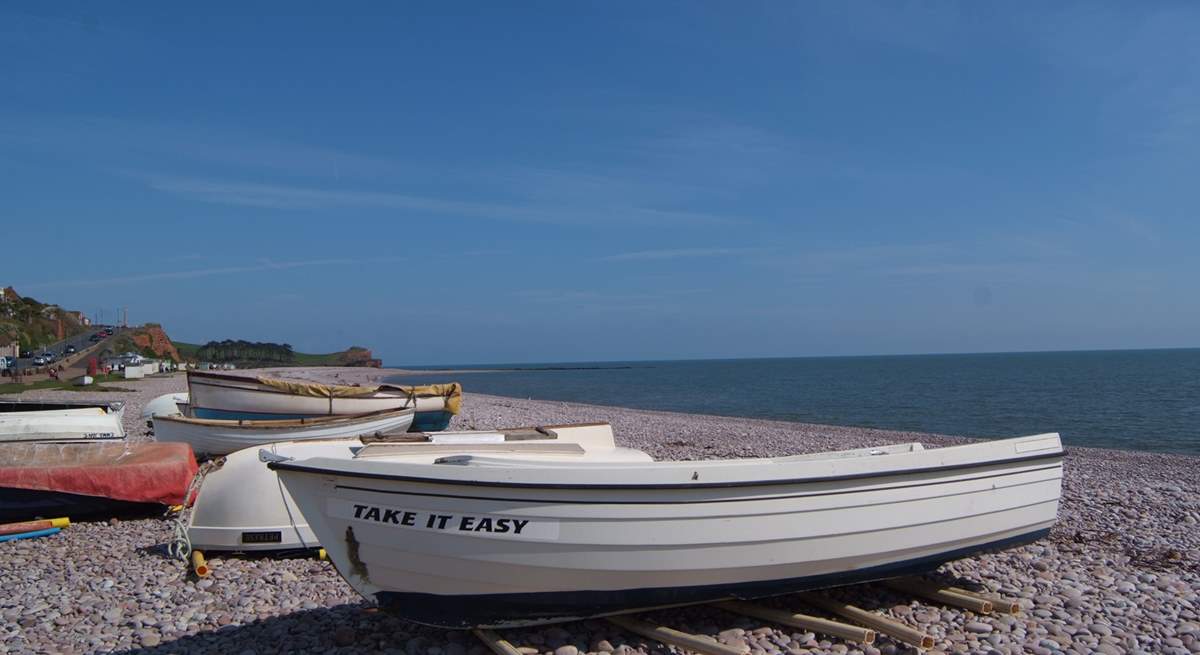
389, 349, 1200, 455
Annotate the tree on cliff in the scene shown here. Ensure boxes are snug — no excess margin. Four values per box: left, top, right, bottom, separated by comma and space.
195, 340, 296, 365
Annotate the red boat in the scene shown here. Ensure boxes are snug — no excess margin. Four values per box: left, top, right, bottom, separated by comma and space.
0, 442, 198, 522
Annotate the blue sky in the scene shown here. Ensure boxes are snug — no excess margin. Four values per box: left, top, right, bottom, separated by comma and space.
3, 2, 1198, 365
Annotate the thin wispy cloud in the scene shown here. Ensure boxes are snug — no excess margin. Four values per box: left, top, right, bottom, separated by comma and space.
21, 257, 398, 290
5, 112, 754, 229
513, 288, 712, 315
601, 247, 763, 262
132, 173, 741, 227
0, 114, 421, 181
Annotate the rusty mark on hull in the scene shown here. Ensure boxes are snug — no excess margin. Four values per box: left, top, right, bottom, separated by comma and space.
345, 525, 369, 581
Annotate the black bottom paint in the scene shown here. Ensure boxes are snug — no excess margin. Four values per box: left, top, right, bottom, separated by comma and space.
375, 528, 1051, 628
0, 487, 164, 523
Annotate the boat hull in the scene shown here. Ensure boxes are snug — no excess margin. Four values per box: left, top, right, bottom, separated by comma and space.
0, 487, 166, 523
0, 401, 126, 444
153, 408, 415, 456
187, 440, 348, 551
274, 434, 1064, 628
0, 442, 198, 523
373, 528, 1050, 628
187, 372, 458, 431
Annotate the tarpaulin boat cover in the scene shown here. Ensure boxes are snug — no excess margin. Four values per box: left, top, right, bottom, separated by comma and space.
258, 377, 463, 414
0, 442, 198, 505
388, 383, 463, 415
255, 377, 389, 398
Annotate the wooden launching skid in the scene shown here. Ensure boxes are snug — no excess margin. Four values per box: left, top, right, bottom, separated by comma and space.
472, 577, 1019, 655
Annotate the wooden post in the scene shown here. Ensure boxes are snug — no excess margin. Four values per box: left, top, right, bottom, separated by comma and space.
883, 579, 993, 614
942, 585, 1020, 615
472, 629, 523, 655
607, 615, 750, 655
795, 593, 933, 650
714, 600, 875, 644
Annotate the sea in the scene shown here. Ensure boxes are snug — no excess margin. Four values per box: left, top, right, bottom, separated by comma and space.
388, 348, 1200, 456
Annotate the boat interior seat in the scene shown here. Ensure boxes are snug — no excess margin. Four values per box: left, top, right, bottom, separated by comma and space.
354, 441, 589, 460
426, 445, 654, 467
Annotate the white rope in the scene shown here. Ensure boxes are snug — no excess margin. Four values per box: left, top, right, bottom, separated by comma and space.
167, 457, 222, 563
168, 515, 192, 562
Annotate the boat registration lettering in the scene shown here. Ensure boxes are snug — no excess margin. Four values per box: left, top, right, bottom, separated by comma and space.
329, 499, 559, 540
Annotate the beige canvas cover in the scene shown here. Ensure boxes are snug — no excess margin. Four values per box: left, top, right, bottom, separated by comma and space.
256, 377, 383, 398
387, 382, 463, 415
256, 377, 462, 414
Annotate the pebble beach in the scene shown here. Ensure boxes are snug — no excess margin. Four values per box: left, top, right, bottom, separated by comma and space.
2, 369, 1198, 655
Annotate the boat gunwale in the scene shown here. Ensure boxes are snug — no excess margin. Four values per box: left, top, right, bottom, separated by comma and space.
269, 448, 1065, 490
332, 462, 1063, 505
155, 406, 416, 429
0, 399, 125, 413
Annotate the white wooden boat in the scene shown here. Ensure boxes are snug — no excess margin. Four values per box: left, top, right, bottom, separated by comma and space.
187, 371, 461, 432
141, 393, 189, 422
153, 407, 415, 456
0, 400, 126, 444
188, 424, 617, 552
270, 431, 1064, 628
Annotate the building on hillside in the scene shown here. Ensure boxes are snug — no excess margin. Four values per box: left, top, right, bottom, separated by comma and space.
102, 352, 146, 371
70, 311, 92, 326
0, 287, 15, 318
0, 342, 18, 360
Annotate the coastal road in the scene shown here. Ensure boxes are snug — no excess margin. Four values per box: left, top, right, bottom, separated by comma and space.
8, 326, 126, 374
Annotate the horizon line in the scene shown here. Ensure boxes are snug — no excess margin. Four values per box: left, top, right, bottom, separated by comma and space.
382, 344, 1200, 369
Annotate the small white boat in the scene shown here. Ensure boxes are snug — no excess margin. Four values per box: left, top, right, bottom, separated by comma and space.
187, 371, 461, 432
271, 431, 1064, 628
141, 393, 189, 422
153, 407, 415, 456
188, 424, 616, 552
0, 401, 126, 444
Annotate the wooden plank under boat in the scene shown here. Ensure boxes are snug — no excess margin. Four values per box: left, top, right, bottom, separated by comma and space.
269, 431, 1064, 628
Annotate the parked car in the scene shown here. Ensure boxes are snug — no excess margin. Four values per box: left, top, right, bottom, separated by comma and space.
65, 345, 77, 354
33, 356, 46, 365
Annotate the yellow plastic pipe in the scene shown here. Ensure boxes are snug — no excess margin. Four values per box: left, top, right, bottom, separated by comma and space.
0, 517, 70, 536
191, 550, 211, 577
317, 548, 328, 561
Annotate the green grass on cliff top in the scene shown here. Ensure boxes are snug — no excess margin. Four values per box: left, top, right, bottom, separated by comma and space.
173, 342, 350, 366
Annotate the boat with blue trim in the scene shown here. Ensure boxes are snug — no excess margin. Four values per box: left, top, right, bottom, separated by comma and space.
185, 370, 461, 432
